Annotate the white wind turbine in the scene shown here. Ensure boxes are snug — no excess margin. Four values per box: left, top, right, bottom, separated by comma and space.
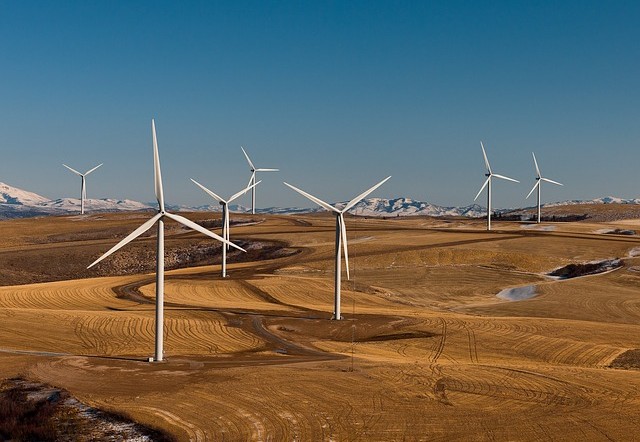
284, 176, 391, 320
63, 163, 103, 214
474, 142, 519, 231
240, 146, 279, 214
88, 120, 244, 362
190, 179, 260, 277
526, 152, 563, 223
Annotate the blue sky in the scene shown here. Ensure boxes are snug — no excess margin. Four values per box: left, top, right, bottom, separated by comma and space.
0, 1, 638, 209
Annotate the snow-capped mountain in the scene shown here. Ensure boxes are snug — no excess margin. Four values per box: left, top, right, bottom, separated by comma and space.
174, 198, 486, 218
544, 196, 640, 207
44, 198, 153, 212
0, 182, 50, 205
173, 199, 485, 218
0, 182, 155, 219
337, 197, 486, 218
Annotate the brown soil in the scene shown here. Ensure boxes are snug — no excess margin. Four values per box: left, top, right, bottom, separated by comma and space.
0, 210, 640, 440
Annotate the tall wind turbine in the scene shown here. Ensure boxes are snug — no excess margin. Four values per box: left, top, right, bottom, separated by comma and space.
240, 146, 278, 214
88, 120, 244, 362
63, 163, 103, 214
284, 176, 391, 320
526, 152, 563, 223
190, 179, 260, 277
474, 142, 519, 231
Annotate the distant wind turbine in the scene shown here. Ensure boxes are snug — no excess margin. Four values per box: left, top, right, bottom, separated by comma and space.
240, 146, 278, 214
526, 152, 563, 223
474, 142, 519, 231
88, 120, 244, 362
63, 163, 103, 214
190, 179, 260, 277
284, 176, 391, 320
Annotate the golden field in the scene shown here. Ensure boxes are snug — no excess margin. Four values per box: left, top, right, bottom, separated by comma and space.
1, 208, 640, 440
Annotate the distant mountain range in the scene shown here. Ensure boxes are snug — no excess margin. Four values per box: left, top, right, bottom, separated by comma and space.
0, 182, 152, 219
0, 181, 638, 220
544, 196, 640, 206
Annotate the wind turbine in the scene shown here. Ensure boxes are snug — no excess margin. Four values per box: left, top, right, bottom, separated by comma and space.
88, 120, 244, 362
474, 142, 519, 231
526, 152, 563, 223
190, 179, 260, 277
284, 176, 391, 320
240, 146, 278, 214
63, 163, 103, 214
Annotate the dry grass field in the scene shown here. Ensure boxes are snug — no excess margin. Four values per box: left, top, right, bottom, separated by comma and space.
1, 209, 640, 440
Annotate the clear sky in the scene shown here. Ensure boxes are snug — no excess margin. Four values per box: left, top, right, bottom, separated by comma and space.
1, 1, 638, 209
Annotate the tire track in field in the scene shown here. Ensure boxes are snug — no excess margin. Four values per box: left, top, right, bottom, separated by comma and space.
138, 406, 206, 442
430, 317, 447, 363
461, 321, 479, 364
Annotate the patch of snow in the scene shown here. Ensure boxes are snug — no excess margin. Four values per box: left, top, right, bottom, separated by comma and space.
521, 224, 557, 231
496, 285, 537, 301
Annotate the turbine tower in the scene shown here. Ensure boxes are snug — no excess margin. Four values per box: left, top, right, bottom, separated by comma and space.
284, 176, 391, 320
474, 142, 519, 231
240, 146, 278, 214
63, 163, 103, 214
88, 120, 244, 362
526, 152, 563, 223
190, 179, 260, 277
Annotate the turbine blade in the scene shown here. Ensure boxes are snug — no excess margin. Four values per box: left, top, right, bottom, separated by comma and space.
240, 146, 255, 170
480, 141, 492, 173
342, 176, 392, 212
340, 214, 350, 280
63, 164, 83, 176
283, 182, 339, 213
542, 177, 563, 186
152, 119, 165, 211
246, 171, 255, 190
255, 168, 279, 172
492, 173, 519, 183
190, 179, 225, 203
526, 181, 539, 199
87, 213, 162, 268
164, 212, 245, 252
225, 206, 230, 250
84, 163, 103, 176
228, 180, 261, 203
474, 177, 490, 201
532, 152, 541, 178
225, 205, 230, 236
